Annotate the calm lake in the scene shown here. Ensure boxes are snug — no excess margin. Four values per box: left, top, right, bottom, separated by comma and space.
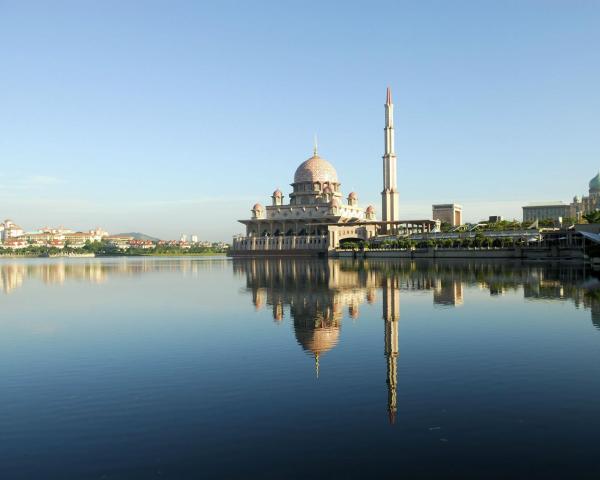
2, 256, 600, 479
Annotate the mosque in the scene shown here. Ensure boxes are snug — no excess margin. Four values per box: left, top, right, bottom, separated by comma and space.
231, 88, 431, 256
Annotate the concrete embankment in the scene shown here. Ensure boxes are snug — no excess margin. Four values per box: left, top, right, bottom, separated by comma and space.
333, 247, 587, 262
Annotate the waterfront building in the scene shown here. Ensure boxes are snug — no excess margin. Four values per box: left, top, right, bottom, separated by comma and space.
191, 235, 198, 243
232, 89, 414, 255
232, 141, 377, 254
522, 201, 572, 223
432, 204, 463, 226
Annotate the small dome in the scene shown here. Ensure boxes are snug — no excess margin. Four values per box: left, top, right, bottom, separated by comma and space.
330, 198, 341, 207
348, 192, 358, 200
252, 203, 264, 211
272, 189, 283, 198
323, 186, 332, 194
294, 154, 338, 184
590, 172, 600, 192
366, 205, 375, 213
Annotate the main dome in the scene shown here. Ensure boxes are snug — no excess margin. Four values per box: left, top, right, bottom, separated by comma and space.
294, 154, 338, 184
590, 172, 600, 192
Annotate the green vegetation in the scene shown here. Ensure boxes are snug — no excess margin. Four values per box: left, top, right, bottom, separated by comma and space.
584, 210, 600, 224
0, 240, 229, 257
363, 235, 526, 250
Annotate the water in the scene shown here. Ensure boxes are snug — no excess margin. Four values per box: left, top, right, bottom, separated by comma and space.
1, 256, 600, 479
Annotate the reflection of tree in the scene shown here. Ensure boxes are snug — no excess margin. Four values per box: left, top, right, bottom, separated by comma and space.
0, 259, 214, 294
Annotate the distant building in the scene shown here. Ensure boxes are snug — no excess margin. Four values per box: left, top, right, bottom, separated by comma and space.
524, 172, 600, 222
105, 235, 134, 250
191, 235, 198, 243
488, 216, 503, 223
522, 202, 571, 223
432, 204, 463, 227
180, 234, 188, 242
0, 219, 24, 243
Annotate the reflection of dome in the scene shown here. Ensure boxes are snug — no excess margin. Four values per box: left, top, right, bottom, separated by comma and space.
294, 154, 338, 184
295, 326, 340, 355
273, 189, 283, 198
590, 172, 600, 192
252, 203, 264, 211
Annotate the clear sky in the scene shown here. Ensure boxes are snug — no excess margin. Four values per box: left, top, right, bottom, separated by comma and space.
1, 0, 599, 240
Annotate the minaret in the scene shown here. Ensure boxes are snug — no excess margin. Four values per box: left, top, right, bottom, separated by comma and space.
383, 275, 400, 424
382, 87, 400, 232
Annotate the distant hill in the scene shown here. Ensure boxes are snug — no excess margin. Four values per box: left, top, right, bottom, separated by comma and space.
115, 232, 161, 242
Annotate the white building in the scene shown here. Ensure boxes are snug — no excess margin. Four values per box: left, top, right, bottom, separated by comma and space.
0, 219, 24, 243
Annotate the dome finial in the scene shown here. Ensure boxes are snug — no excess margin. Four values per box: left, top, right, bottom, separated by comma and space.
313, 134, 318, 156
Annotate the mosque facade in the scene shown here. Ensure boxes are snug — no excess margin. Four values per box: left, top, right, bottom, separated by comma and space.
231, 88, 400, 255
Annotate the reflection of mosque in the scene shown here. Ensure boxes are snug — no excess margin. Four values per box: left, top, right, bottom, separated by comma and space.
235, 258, 406, 423
235, 258, 379, 368
235, 258, 600, 423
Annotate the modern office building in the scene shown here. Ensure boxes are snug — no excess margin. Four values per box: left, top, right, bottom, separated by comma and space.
432, 204, 463, 226
522, 202, 572, 223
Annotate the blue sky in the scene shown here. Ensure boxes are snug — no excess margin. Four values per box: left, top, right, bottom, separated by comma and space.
1, 0, 599, 240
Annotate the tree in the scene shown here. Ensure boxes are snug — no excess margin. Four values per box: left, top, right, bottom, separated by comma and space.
584, 210, 600, 224
440, 222, 453, 233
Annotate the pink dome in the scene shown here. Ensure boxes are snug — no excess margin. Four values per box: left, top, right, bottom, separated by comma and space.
252, 203, 264, 211
366, 205, 375, 213
330, 198, 341, 207
348, 192, 358, 199
294, 154, 338, 184
273, 189, 283, 197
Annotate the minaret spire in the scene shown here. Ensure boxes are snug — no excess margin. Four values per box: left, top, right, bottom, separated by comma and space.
313, 134, 318, 156
381, 87, 400, 231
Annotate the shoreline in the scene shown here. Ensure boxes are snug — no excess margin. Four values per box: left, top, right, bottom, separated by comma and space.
0, 252, 228, 259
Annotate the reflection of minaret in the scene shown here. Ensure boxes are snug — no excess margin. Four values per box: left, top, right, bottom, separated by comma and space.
383, 276, 400, 424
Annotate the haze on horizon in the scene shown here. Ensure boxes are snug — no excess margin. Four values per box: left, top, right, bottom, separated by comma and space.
1, 0, 598, 241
